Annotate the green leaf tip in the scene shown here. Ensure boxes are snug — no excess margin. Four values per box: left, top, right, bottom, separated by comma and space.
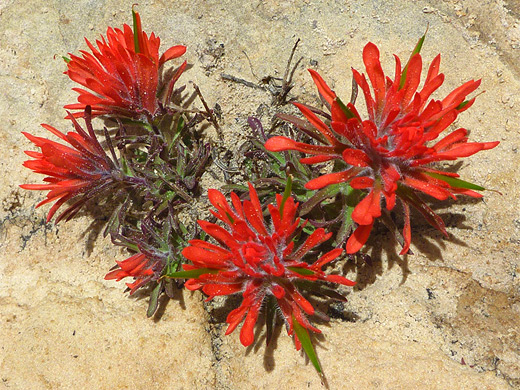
456, 100, 470, 110
279, 174, 293, 216
335, 97, 356, 119
164, 267, 219, 279
146, 281, 162, 318
423, 172, 485, 191
292, 316, 322, 374
399, 25, 429, 89
287, 266, 315, 276
132, 4, 140, 53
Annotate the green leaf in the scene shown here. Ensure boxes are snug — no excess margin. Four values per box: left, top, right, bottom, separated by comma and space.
335, 97, 357, 119
302, 224, 316, 235
456, 100, 470, 110
168, 115, 185, 155
279, 174, 293, 216
399, 28, 428, 89
300, 184, 341, 216
335, 185, 356, 246
423, 172, 485, 191
62, 56, 71, 63
132, 6, 140, 53
292, 316, 322, 374
146, 281, 163, 318
221, 183, 250, 192
410, 30, 427, 57
119, 156, 134, 177
103, 199, 127, 238
395, 184, 447, 235
178, 221, 189, 236
295, 280, 348, 302
165, 268, 219, 279
225, 211, 235, 224
269, 150, 287, 166
287, 266, 315, 276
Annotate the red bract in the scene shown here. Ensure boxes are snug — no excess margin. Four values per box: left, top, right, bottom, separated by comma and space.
181, 183, 355, 349
64, 9, 186, 120
20, 108, 120, 222
105, 252, 159, 294
265, 42, 499, 255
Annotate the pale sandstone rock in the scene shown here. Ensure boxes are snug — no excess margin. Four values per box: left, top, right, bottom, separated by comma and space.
1, 0, 518, 389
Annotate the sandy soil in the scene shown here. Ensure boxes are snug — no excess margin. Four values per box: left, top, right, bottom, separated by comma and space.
1, 0, 519, 389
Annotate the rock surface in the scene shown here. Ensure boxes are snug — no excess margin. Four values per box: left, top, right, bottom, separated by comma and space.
1, 0, 519, 389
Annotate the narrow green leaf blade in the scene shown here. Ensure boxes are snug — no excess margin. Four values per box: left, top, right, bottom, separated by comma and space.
456, 100, 470, 110
279, 174, 293, 215
287, 266, 315, 276
300, 184, 341, 216
147, 281, 163, 318
423, 172, 485, 191
132, 6, 140, 53
411, 30, 427, 57
399, 28, 428, 89
335, 97, 356, 119
292, 316, 322, 374
295, 280, 348, 302
165, 268, 219, 279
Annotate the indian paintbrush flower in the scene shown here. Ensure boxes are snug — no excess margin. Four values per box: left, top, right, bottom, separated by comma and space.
20, 107, 122, 222
64, 7, 187, 120
104, 252, 158, 294
174, 183, 355, 357
265, 41, 499, 255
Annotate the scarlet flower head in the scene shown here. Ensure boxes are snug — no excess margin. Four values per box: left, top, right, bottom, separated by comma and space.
64, 8, 187, 120
180, 183, 355, 349
265, 42, 499, 255
20, 107, 121, 222
105, 252, 160, 294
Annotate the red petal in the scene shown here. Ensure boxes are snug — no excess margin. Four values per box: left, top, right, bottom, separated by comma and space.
399, 202, 412, 255
159, 45, 187, 66
246, 182, 267, 235
342, 149, 370, 167
363, 43, 386, 110
293, 102, 339, 145
239, 298, 263, 346
402, 176, 451, 200
308, 69, 336, 105
182, 244, 231, 266
442, 79, 481, 109
346, 222, 374, 254
305, 168, 359, 190
350, 176, 374, 189
433, 128, 467, 152
203, 283, 243, 297
264, 136, 338, 156
351, 189, 381, 225
401, 54, 422, 107
225, 303, 249, 336
325, 274, 356, 286
292, 228, 331, 260
198, 220, 237, 249
311, 248, 343, 270
288, 287, 315, 315
300, 155, 338, 164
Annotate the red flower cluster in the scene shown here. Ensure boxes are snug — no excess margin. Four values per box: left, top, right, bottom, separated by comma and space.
105, 252, 159, 294
265, 42, 499, 254
20, 108, 120, 222
181, 184, 355, 348
64, 9, 186, 120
